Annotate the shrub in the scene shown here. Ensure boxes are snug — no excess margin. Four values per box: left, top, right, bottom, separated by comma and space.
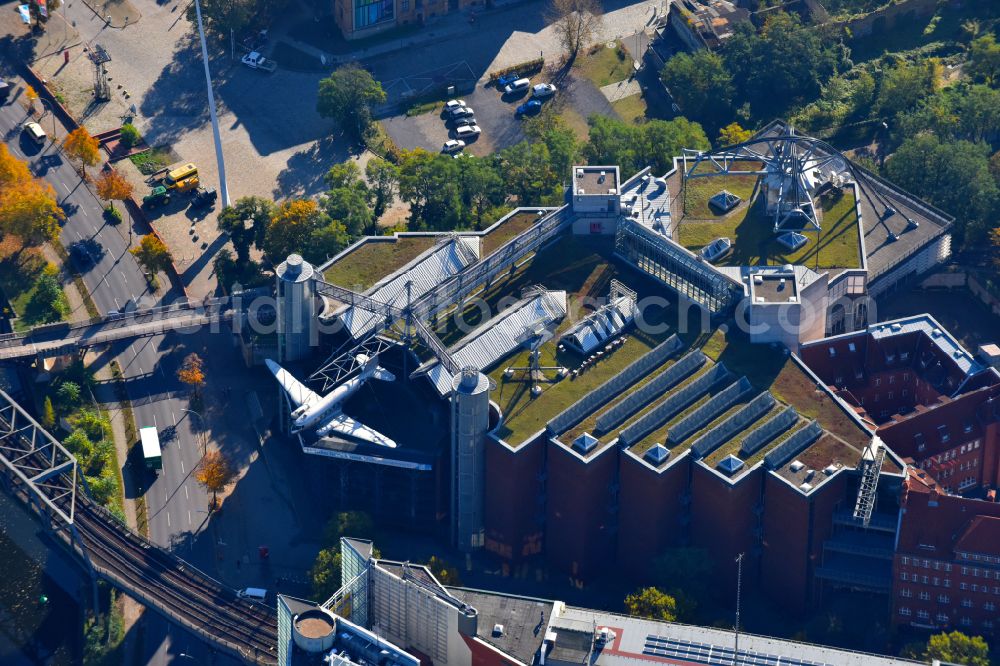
103, 205, 123, 224
119, 123, 141, 148
488, 57, 545, 83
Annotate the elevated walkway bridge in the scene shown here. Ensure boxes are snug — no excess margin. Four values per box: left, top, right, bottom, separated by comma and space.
0, 298, 234, 361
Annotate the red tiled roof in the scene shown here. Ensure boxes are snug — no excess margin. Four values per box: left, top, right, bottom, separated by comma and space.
898, 475, 1000, 556
955, 515, 1000, 556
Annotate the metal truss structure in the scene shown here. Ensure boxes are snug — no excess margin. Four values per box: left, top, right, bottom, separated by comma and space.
682, 133, 907, 238
309, 334, 398, 393
0, 388, 78, 526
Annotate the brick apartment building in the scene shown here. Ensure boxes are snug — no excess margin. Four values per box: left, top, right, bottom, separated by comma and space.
334, 0, 482, 40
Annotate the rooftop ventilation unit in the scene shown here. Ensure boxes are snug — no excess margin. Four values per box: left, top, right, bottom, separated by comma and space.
882, 206, 897, 219
905, 218, 919, 231
789, 460, 805, 472
753, 275, 763, 285
824, 464, 839, 475
887, 232, 899, 242
576, 169, 584, 178
799, 482, 813, 492
645, 444, 670, 465
493, 624, 504, 637
891, 323, 902, 332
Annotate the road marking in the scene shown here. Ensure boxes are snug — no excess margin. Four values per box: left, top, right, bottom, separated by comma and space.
184, 485, 189, 500
61, 182, 69, 194
172, 411, 177, 425
166, 512, 171, 527
180, 459, 185, 474
188, 510, 192, 525
81, 208, 88, 217
153, 413, 157, 427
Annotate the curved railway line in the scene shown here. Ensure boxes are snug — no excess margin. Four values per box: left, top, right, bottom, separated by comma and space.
9, 439, 278, 664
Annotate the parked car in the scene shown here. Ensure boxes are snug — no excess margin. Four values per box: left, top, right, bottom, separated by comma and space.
516, 100, 542, 116
448, 105, 475, 118
532, 83, 557, 98
23, 121, 46, 146
503, 78, 531, 95
442, 139, 466, 154
453, 116, 478, 127
495, 73, 519, 89
456, 125, 482, 140
190, 187, 218, 209
444, 99, 466, 111
700, 237, 733, 264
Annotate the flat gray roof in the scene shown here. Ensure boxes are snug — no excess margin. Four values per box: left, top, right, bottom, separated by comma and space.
448, 588, 554, 665
574, 166, 620, 196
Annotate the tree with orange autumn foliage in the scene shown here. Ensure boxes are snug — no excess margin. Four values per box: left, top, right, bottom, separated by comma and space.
62, 127, 100, 174
0, 144, 62, 244
94, 169, 134, 211
177, 352, 205, 395
194, 449, 234, 509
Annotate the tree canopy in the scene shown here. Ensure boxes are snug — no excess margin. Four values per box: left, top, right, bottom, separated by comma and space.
195, 450, 235, 506
923, 631, 990, 666
0, 144, 62, 244
63, 127, 101, 170
95, 169, 134, 211
217, 196, 273, 265
317, 66, 386, 138
624, 587, 678, 622
661, 50, 734, 134
131, 234, 173, 275
263, 199, 348, 265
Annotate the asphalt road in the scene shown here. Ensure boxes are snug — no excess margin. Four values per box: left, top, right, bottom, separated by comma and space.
0, 91, 227, 665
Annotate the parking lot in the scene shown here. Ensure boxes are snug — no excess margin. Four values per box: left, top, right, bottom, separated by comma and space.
382, 69, 618, 156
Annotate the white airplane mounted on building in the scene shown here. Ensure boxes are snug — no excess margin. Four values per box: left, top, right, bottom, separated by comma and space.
265, 355, 397, 448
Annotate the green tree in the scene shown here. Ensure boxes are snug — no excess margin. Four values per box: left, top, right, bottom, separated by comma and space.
457, 156, 506, 228
131, 234, 173, 275
323, 511, 377, 545
396, 149, 464, 230
27, 269, 68, 324
924, 631, 990, 666
217, 196, 273, 265
365, 157, 399, 220
324, 161, 366, 191
324, 186, 374, 237
624, 587, 678, 621
310, 547, 342, 600
499, 141, 560, 205
722, 12, 844, 120
885, 133, 998, 245
317, 66, 387, 138
525, 114, 580, 184
968, 34, 1000, 86
661, 50, 734, 132
716, 122, 752, 147
876, 59, 939, 121
72, 409, 111, 442
56, 381, 81, 407
641, 118, 710, 174
585, 115, 641, 175
64, 428, 94, 470
186, 0, 263, 37
263, 199, 346, 264
42, 396, 55, 429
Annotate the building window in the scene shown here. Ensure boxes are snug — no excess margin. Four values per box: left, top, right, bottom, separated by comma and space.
901, 572, 909, 581
944, 579, 951, 588
962, 567, 969, 576
899, 607, 912, 617
923, 560, 930, 568
901, 589, 913, 598
961, 583, 969, 591
902, 556, 910, 565
874, 377, 881, 386
938, 595, 949, 604
961, 617, 972, 627
962, 599, 974, 608
354, 0, 394, 29
919, 591, 930, 601
985, 620, 995, 630
937, 613, 949, 623
889, 375, 895, 385
923, 576, 929, 584
985, 602, 996, 611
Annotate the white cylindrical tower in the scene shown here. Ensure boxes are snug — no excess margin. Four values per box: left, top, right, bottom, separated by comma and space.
451, 367, 490, 552
275, 253, 316, 363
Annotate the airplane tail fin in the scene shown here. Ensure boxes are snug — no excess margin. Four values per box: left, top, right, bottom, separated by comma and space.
357, 354, 396, 382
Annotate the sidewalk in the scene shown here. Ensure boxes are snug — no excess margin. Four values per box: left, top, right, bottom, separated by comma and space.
80, 0, 141, 29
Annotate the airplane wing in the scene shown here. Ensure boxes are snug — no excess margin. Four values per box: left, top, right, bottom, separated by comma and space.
320, 413, 397, 449
265, 359, 319, 408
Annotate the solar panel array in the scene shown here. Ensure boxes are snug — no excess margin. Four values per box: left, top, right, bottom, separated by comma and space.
740, 406, 799, 456
667, 377, 752, 446
644, 635, 832, 666
765, 420, 823, 469
619, 363, 731, 447
595, 350, 707, 434
691, 391, 776, 459
546, 335, 682, 435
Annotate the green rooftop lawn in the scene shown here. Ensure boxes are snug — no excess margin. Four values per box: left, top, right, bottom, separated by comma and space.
682, 173, 760, 220
481, 211, 542, 257
322, 236, 437, 291
678, 188, 861, 269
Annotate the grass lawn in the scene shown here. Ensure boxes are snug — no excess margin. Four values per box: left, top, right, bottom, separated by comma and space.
407, 100, 445, 117
322, 236, 437, 291
574, 42, 633, 88
129, 146, 179, 176
481, 211, 540, 257
611, 93, 647, 125
558, 108, 591, 142
0, 250, 66, 332
679, 189, 861, 269
683, 171, 760, 220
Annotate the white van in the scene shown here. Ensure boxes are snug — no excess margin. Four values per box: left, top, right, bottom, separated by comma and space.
23, 121, 47, 146
237, 587, 267, 601
503, 78, 531, 95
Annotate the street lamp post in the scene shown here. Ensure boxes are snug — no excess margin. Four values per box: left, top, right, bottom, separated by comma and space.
181, 408, 208, 455
37, 97, 56, 142
193, 0, 230, 207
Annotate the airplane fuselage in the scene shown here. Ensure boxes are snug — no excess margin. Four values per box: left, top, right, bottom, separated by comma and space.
292, 371, 369, 432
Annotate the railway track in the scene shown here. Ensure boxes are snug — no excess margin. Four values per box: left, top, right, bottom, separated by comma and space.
21, 449, 278, 663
